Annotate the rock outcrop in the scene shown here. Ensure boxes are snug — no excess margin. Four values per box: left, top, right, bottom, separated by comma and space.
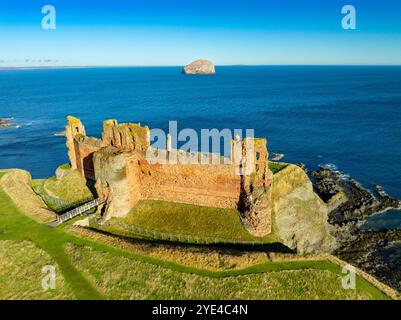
182, 59, 216, 75
272, 164, 337, 254
0, 118, 19, 129
312, 165, 401, 224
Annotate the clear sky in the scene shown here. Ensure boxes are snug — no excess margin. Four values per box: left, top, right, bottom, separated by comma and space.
1, 0, 401, 67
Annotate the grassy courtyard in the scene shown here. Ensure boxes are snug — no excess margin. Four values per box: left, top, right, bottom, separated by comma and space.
121, 200, 279, 243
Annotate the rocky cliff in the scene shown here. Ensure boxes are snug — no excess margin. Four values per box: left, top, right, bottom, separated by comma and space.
183, 60, 216, 75
272, 164, 337, 254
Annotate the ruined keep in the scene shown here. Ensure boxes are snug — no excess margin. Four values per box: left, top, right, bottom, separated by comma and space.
65, 116, 273, 236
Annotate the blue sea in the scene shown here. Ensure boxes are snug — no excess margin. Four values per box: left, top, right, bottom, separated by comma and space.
1, 66, 401, 229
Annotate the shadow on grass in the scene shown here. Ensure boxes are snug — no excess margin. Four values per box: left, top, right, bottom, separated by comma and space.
90, 227, 295, 254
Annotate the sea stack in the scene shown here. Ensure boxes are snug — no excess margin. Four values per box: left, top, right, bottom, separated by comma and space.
182, 59, 216, 75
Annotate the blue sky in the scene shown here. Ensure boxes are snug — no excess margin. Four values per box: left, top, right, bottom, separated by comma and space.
1, 0, 401, 66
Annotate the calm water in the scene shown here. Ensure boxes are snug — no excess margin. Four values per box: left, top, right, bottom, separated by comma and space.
1, 66, 401, 228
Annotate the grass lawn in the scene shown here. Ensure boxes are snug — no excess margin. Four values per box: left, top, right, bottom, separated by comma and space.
44, 169, 94, 203
66, 243, 390, 300
0, 171, 392, 300
121, 200, 279, 243
58, 163, 72, 170
0, 240, 74, 299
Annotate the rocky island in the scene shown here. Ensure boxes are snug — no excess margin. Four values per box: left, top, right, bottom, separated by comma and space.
182, 59, 216, 75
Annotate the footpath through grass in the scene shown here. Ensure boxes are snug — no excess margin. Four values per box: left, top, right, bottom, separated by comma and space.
0, 172, 391, 300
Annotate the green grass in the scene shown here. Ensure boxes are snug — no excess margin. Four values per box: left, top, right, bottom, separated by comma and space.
58, 163, 72, 170
0, 172, 391, 300
44, 169, 94, 203
122, 200, 278, 243
269, 162, 287, 174
0, 173, 102, 299
66, 243, 390, 300
0, 240, 75, 299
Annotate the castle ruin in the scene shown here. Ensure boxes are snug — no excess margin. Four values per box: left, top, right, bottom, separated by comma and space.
65, 116, 273, 236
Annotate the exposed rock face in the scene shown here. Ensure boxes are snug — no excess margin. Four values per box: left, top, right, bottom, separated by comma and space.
183, 59, 216, 75
333, 222, 401, 292
312, 165, 401, 224
272, 164, 337, 254
312, 165, 401, 292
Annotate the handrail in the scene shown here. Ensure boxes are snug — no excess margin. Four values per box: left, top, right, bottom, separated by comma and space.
58, 198, 104, 223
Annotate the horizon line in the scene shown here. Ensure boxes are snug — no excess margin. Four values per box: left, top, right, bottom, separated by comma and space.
1, 64, 401, 70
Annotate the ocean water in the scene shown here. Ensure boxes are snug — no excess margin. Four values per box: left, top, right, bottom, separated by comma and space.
1, 66, 401, 227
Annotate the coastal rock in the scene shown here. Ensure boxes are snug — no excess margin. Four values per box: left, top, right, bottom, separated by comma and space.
183, 59, 215, 75
312, 165, 401, 224
312, 164, 401, 292
0, 118, 19, 129
54, 131, 66, 137
270, 153, 284, 161
333, 223, 401, 292
272, 164, 337, 254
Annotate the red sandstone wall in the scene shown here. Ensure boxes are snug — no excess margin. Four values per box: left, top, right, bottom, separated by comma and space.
135, 159, 242, 209
125, 154, 143, 209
